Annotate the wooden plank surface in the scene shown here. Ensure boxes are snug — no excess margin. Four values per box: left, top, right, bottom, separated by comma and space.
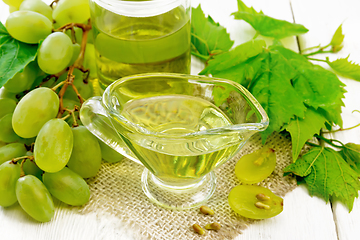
1, 0, 359, 239
291, 1, 360, 240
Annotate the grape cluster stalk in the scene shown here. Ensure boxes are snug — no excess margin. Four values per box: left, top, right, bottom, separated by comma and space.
0, 0, 124, 222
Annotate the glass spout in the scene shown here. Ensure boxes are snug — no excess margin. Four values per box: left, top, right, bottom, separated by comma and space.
80, 96, 140, 164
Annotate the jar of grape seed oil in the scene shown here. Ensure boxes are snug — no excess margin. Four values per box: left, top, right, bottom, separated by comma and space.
89, 0, 191, 87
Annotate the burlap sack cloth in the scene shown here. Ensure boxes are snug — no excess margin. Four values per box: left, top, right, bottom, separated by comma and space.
80, 132, 297, 240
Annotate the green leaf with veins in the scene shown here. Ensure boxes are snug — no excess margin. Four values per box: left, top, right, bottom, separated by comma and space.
284, 107, 327, 162
200, 40, 266, 75
202, 43, 345, 142
327, 56, 360, 81
232, 0, 308, 39
0, 22, 38, 88
191, 5, 234, 61
284, 147, 360, 211
271, 46, 346, 126
340, 143, 360, 174
330, 24, 344, 52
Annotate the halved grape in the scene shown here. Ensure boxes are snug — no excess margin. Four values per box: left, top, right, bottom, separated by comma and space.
235, 147, 276, 184
43, 167, 90, 206
34, 119, 73, 173
0, 98, 17, 119
19, 0, 53, 21
5, 10, 52, 44
12, 87, 59, 138
0, 143, 27, 165
38, 32, 73, 74
16, 175, 54, 222
3, 62, 38, 93
0, 114, 21, 143
98, 140, 124, 163
228, 185, 283, 219
0, 161, 21, 207
67, 126, 101, 178
52, 0, 90, 26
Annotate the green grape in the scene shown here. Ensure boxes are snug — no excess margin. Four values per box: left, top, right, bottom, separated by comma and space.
3, 62, 38, 93
67, 126, 101, 178
0, 87, 18, 101
9, 5, 19, 12
0, 142, 6, 148
0, 161, 21, 207
16, 137, 36, 146
98, 140, 124, 163
83, 43, 97, 79
52, 0, 90, 26
34, 119, 73, 173
0, 114, 21, 143
63, 69, 93, 101
69, 43, 81, 66
3, 0, 23, 8
5, 10, 52, 44
62, 98, 82, 126
43, 167, 90, 206
38, 32, 73, 74
12, 87, 59, 138
228, 185, 283, 219
23, 157, 43, 180
0, 143, 27, 165
235, 147, 276, 184
19, 0, 53, 21
62, 26, 83, 45
0, 98, 17, 119
16, 175, 54, 222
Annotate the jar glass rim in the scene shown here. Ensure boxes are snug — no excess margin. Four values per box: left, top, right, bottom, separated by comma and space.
92, 0, 187, 18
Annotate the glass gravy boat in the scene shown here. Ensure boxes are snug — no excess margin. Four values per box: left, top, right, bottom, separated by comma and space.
80, 73, 269, 210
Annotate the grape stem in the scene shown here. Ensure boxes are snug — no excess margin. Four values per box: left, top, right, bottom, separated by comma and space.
40, 70, 67, 87
49, 0, 59, 8
63, 106, 80, 127
11, 155, 34, 164
11, 156, 34, 177
55, 20, 92, 118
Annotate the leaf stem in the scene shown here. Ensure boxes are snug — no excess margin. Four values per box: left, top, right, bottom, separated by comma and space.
315, 134, 345, 149
305, 141, 320, 147
303, 50, 334, 57
306, 58, 327, 63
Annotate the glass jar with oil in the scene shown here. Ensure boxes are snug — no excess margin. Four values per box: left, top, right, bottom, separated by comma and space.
89, 0, 191, 86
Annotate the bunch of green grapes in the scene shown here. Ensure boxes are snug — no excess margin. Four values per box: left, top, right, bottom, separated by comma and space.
228, 147, 284, 219
0, 0, 124, 223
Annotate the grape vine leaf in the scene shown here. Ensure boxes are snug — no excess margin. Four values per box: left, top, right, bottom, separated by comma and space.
0, 22, 38, 88
330, 24, 344, 52
200, 40, 266, 75
201, 42, 345, 143
340, 143, 360, 174
272, 46, 346, 127
326, 56, 360, 81
284, 147, 360, 211
232, 0, 309, 39
284, 107, 327, 162
191, 5, 234, 59
191, 5, 234, 61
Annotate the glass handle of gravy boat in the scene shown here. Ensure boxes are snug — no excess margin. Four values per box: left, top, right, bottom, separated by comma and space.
80, 96, 140, 164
